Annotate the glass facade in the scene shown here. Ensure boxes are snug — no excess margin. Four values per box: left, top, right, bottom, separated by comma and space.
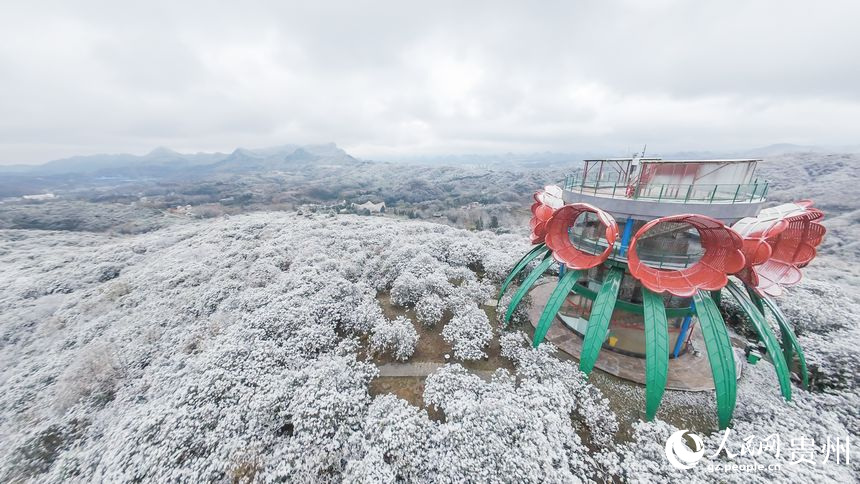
556, 216, 699, 359
556, 281, 692, 358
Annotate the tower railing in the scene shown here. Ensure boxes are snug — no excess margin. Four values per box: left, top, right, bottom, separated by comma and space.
562, 174, 768, 204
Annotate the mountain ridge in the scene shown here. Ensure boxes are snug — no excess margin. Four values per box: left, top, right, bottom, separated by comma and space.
0, 143, 355, 177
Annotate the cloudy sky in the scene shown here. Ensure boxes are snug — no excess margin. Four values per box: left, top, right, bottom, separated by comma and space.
1, 1, 858, 164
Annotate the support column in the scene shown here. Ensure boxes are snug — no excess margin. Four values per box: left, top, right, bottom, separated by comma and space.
673, 300, 696, 357
619, 218, 635, 257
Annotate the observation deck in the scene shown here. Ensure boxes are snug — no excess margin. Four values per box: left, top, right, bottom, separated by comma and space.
561, 158, 767, 223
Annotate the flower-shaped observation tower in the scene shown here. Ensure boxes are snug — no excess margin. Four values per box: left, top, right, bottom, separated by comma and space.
499, 157, 825, 428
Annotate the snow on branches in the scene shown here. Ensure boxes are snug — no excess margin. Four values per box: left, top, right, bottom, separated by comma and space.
423, 364, 605, 482
415, 293, 445, 326
500, 331, 619, 446
442, 303, 493, 360
1, 210, 855, 483
0, 212, 528, 481
370, 316, 419, 361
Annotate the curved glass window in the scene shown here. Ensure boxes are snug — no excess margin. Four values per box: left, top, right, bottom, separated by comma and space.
556, 284, 692, 359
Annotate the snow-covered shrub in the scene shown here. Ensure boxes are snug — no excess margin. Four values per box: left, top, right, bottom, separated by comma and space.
390, 272, 424, 307
478, 235, 530, 281
442, 239, 484, 267
357, 395, 437, 481
498, 290, 532, 326
342, 449, 396, 483
245, 260, 280, 287
459, 278, 494, 303
272, 345, 378, 480
348, 297, 387, 334
415, 293, 445, 326
422, 271, 455, 297
390, 270, 453, 308
499, 330, 530, 361
375, 246, 422, 291
773, 279, 860, 391
423, 364, 606, 482
442, 264, 475, 283
442, 304, 493, 360
401, 253, 441, 278
53, 342, 123, 412
311, 278, 370, 329
500, 331, 619, 446
291, 321, 339, 356
370, 316, 419, 361
445, 278, 494, 309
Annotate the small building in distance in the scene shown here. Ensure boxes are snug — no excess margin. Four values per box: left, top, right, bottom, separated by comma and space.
352, 201, 386, 214
22, 193, 57, 201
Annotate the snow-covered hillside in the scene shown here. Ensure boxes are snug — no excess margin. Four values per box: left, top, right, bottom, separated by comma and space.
0, 213, 857, 482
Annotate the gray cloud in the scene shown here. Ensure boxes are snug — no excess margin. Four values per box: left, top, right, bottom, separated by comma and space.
1, 0, 858, 164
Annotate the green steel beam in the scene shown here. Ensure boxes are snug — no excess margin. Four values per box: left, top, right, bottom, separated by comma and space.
758, 292, 810, 390
532, 269, 583, 347
497, 244, 548, 304
745, 286, 804, 389
642, 288, 669, 421
503, 254, 555, 325
744, 285, 765, 313
725, 281, 792, 401
693, 290, 737, 430
710, 289, 722, 306
579, 267, 624, 374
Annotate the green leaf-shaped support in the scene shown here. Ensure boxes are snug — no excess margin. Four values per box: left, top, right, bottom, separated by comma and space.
503, 254, 555, 325
579, 267, 624, 374
744, 285, 795, 381
757, 292, 810, 390
724, 281, 792, 401
532, 269, 583, 347
693, 290, 737, 429
710, 289, 722, 306
497, 244, 548, 304
745, 285, 766, 314
642, 288, 669, 421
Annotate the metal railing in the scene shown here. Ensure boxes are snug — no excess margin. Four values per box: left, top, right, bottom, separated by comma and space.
562, 174, 768, 204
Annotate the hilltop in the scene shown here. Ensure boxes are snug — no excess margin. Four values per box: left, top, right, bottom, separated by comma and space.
0, 212, 857, 481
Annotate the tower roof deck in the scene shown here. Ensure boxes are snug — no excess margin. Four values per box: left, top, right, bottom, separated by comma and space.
562, 158, 768, 222
563, 175, 768, 204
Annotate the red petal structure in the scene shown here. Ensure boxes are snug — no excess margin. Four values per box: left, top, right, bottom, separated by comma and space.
732, 201, 825, 296
529, 186, 564, 244
627, 214, 746, 297
529, 200, 554, 244
539, 185, 565, 208
544, 203, 618, 270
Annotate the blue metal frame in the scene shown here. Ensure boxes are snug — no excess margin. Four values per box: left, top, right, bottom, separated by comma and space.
619, 217, 635, 256
672, 300, 695, 357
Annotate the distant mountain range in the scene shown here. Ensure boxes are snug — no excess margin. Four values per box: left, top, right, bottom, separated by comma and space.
2, 142, 858, 178
0, 143, 358, 177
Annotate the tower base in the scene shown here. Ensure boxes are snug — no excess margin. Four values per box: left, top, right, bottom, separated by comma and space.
526, 279, 744, 391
